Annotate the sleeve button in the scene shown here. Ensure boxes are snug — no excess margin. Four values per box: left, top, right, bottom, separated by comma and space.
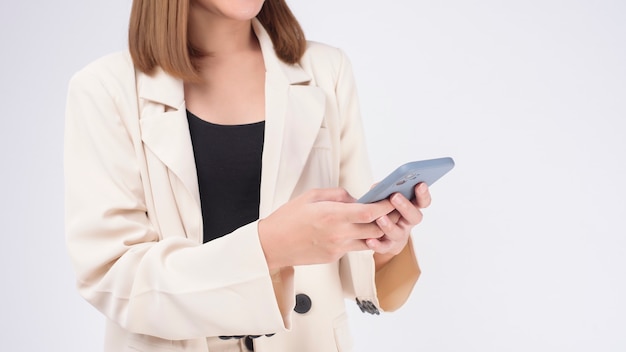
356, 298, 380, 315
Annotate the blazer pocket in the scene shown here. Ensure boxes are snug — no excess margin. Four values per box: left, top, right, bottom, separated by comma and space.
333, 312, 354, 352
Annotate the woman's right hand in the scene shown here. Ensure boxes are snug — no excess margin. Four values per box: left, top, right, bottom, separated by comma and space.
258, 188, 395, 270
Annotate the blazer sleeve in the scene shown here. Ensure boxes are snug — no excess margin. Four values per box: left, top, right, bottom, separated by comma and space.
64, 62, 292, 341
332, 50, 421, 313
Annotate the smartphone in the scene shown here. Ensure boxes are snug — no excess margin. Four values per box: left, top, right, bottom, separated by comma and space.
357, 157, 455, 203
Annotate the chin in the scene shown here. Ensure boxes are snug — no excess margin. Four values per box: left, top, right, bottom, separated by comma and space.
221, 0, 265, 21
193, 0, 265, 21
232, 6, 264, 20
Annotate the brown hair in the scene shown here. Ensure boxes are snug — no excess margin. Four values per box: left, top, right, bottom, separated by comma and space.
128, 0, 306, 81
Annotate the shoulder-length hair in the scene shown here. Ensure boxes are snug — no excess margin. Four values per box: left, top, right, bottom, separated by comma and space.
128, 0, 306, 81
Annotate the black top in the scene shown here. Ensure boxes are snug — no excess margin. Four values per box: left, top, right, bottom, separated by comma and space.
186, 111, 265, 243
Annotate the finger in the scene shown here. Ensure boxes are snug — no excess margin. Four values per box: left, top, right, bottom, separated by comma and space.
347, 238, 374, 252
337, 200, 395, 224
350, 222, 385, 240
387, 210, 401, 224
375, 214, 407, 243
365, 237, 394, 254
306, 188, 356, 203
390, 193, 423, 226
414, 183, 432, 208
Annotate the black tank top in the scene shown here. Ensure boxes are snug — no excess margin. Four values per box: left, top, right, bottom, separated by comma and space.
186, 110, 265, 243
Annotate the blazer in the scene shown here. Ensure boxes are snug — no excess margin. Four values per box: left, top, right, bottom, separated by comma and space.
64, 19, 420, 352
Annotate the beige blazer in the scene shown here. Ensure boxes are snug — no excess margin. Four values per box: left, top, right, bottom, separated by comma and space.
64, 19, 420, 352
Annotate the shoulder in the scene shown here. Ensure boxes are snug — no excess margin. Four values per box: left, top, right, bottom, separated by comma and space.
68, 51, 135, 96
73, 51, 134, 79
301, 41, 350, 70
299, 41, 354, 85
303, 41, 345, 61
66, 51, 141, 123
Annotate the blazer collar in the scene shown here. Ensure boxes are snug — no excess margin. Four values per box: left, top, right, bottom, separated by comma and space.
137, 65, 184, 111
253, 18, 312, 86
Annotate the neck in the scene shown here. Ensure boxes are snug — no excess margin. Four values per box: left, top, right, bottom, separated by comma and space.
188, 12, 257, 57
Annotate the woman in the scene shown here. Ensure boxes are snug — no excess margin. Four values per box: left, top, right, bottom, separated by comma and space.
64, 0, 431, 351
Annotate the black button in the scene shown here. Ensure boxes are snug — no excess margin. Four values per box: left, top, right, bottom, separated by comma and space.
294, 293, 312, 314
245, 336, 254, 351
356, 298, 380, 315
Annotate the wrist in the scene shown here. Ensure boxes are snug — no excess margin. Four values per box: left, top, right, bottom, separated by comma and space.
258, 218, 281, 271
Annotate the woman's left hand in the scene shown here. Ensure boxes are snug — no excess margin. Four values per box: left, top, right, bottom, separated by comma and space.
366, 183, 431, 267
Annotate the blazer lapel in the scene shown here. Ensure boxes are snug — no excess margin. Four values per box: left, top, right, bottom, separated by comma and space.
253, 20, 326, 217
136, 68, 201, 209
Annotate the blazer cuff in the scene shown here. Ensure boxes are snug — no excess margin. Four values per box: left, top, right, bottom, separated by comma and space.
340, 250, 380, 314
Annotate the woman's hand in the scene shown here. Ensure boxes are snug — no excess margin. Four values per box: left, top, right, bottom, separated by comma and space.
366, 183, 432, 269
258, 188, 395, 270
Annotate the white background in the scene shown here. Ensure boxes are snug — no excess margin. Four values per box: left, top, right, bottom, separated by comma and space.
1, 0, 625, 351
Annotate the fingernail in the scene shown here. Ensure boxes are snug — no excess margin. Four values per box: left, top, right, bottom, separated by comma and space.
377, 216, 388, 226
390, 193, 402, 204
